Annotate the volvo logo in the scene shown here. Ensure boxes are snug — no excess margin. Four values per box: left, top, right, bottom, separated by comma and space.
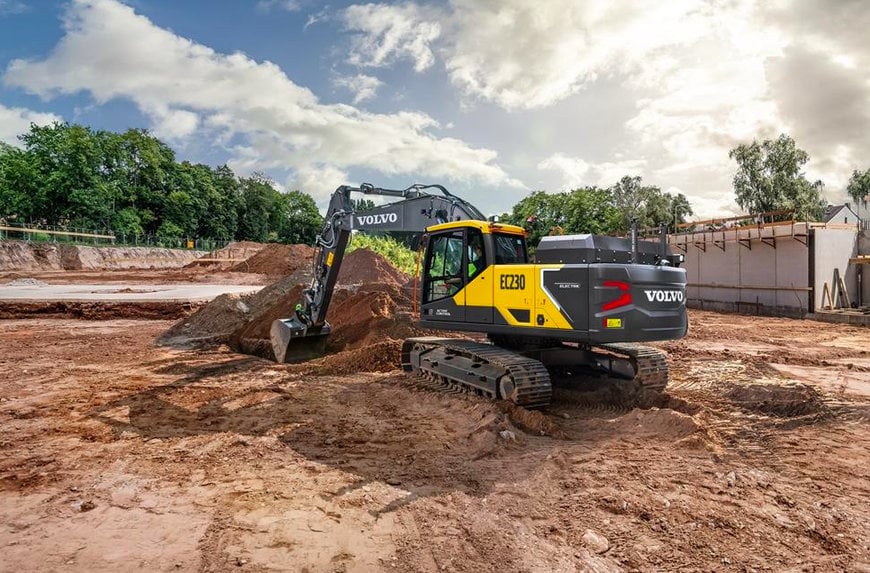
644, 290, 684, 303
356, 213, 398, 226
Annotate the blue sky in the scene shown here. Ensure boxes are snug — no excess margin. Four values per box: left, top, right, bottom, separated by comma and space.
1, 0, 868, 217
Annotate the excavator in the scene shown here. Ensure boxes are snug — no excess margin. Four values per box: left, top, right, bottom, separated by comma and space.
271, 183, 688, 408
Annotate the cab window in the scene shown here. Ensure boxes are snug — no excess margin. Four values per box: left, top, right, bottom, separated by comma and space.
493, 233, 527, 264
426, 232, 464, 301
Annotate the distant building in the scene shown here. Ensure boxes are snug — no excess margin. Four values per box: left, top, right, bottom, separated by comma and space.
824, 203, 862, 225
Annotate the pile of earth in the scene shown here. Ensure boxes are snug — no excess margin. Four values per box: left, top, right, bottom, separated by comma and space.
229, 243, 315, 277
162, 248, 426, 371
183, 241, 266, 270
0, 241, 203, 271
338, 247, 409, 286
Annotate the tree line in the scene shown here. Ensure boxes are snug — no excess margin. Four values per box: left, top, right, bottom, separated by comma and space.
0, 122, 322, 244
497, 178, 694, 246
1, 123, 867, 247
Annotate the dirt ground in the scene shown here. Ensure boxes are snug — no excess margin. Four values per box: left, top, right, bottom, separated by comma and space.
1, 310, 868, 572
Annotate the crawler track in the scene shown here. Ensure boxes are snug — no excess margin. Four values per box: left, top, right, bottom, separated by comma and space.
401, 338, 670, 408
401, 337, 553, 408
596, 342, 670, 392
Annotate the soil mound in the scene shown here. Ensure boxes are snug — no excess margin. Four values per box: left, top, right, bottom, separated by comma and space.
306, 339, 404, 375
338, 249, 409, 286
228, 281, 423, 363
159, 276, 302, 345
326, 284, 420, 350
229, 244, 314, 276
184, 241, 266, 270
167, 246, 421, 371
727, 382, 828, 417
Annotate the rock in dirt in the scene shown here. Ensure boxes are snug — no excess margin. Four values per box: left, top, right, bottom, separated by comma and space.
582, 529, 611, 554
72, 500, 96, 512
499, 430, 517, 441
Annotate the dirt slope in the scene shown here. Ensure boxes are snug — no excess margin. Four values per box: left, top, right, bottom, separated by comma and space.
0, 241, 203, 271
229, 243, 315, 276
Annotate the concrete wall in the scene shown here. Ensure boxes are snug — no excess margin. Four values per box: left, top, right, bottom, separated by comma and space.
674, 224, 810, 316
672, 224, 869, 315
813, 228, 859, 309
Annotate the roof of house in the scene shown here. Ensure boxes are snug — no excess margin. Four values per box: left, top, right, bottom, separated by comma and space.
824, 203, 861, 223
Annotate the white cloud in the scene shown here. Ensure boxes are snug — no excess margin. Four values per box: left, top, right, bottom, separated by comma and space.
0, 0, 28, 16
0, 103, 62, 145
332, 73, 383, 104
4, 0, 516, 203
339, 0, 868, 217
538, 153, 646, 189
342, 2, 441, 72
370, 0, 706, 111
256, 0, 303, 13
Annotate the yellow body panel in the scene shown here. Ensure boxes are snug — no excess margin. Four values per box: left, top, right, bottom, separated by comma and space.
459, 263, 572, 330
426, 220, 526, 236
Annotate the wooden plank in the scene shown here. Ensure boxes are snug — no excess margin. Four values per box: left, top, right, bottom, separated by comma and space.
676, 209, 793, 230
838, 275, 851, 308
821, 282, 833, 310
0, 226, 115, 240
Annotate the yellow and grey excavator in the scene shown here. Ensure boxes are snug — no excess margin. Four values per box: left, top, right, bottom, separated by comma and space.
271, 183, 687, 408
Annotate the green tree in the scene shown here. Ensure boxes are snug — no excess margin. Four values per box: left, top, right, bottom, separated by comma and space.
0, 143, 38, 220
501, 190, 569, 245
608, 176, 691, 233
668, 193, 693, 231
112, 207, 145, 237
157, 220, 184, 242
274, 190, 322, 244
728, 134, 825, 221
237, 174, 278, 242
352, 198, 376, 212
209, 165, 241, 240
562, 186, 620, 234
846, 168, 870, 207
162, 190, 196, 235
19, 122, 104, 226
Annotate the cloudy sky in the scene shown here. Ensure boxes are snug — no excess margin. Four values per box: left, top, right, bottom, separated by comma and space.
0, 0, 868, 217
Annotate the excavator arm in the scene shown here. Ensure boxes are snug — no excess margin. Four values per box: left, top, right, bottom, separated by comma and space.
271, 183, 485, 362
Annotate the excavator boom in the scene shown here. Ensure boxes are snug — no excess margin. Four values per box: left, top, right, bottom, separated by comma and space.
271, 183, 484, 363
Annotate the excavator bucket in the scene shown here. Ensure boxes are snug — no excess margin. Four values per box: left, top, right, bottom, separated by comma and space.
270, 318, 331, 363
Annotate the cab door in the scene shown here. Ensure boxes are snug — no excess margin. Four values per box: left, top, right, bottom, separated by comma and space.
464, 229, 493, 323
420, 230, 465, 322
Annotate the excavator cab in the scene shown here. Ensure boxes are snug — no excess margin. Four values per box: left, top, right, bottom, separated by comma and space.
419, 221, 528, 325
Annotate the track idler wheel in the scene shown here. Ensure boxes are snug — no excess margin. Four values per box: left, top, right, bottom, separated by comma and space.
498, 375, 518, 402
